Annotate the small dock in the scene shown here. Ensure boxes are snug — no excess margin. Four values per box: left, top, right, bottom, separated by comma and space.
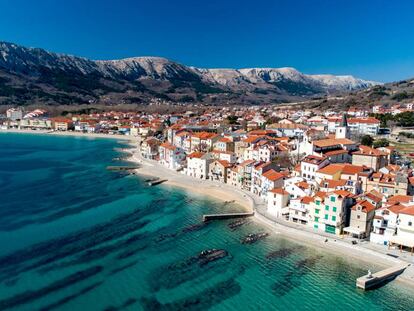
106, 165, 140, 171
356, 264, 409, 290
203, 212, 254, 222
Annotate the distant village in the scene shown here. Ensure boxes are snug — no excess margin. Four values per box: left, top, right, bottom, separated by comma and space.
2, 102, 414, 253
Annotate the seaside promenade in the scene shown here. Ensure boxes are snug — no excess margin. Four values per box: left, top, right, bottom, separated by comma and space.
3, 129, 414, 288
130, 142, 414, 288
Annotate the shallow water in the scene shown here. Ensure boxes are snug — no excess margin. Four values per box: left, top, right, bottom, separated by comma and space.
0, 133, 413, 311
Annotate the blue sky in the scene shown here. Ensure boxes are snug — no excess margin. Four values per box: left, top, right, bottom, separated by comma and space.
0, 0, 414, 82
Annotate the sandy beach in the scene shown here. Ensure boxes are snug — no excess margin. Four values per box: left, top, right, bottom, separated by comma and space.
0, 128, 135, 141
3, 129, 414, 288
128, 142, 414, 288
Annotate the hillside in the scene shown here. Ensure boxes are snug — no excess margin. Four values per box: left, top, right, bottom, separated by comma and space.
301, 78, 414, 110
0, 41, 379, 106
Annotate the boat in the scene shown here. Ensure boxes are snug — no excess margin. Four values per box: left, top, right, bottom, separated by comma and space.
144, 177, 159, 183
148, 179, 168, 186
197, 249, 228, 266
228, 219, 249, 230
182, 222, 207, 233
241, 232, 269, 244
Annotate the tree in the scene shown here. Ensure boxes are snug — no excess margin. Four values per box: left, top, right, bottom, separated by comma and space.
272, 153, 293, 169
373, 138, 389, 148
226, 115, 239, 125
360, 135, 374, 146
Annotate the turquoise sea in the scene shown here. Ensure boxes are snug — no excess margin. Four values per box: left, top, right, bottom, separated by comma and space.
0, 133, 413, 311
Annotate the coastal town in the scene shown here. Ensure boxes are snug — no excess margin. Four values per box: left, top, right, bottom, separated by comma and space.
2, 103, 414, 257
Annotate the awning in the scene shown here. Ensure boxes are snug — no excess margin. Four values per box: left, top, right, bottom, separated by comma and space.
389, 235, 414, 248
343, 227, 366, 235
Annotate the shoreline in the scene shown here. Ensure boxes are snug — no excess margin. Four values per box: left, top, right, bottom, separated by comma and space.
128, 143, 414, 289
0, 128, 135, 141
3, 129, 414, 289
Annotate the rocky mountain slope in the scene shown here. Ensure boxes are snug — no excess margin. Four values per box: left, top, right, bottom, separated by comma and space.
0, 41, 379, 106
300, 78, 414, 111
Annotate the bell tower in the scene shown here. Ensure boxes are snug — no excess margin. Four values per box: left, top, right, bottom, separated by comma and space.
335, 114, 350, 139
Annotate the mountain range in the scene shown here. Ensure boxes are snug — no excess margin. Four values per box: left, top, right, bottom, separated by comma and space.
0, 41, 380, 106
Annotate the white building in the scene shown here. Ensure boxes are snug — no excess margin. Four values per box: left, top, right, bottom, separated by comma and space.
267, 188, 290, 218
186, 152, 214, 179
300, 155, 329, 180
6, 108, 23, 121
159, 142, 186, 170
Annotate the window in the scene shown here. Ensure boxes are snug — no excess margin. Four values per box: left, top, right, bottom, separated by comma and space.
330, 196, 336, 202
315, 217, 319, 222
314, 224, 319, 229
333, 207, 337, 212
409, 222, 413, 226
332, 216, 336, 221
324, 214, 329, 220
325, 205, 329, 211
357, 215, 360, 219
316, 200, 320, 206
315, 209, 320, 214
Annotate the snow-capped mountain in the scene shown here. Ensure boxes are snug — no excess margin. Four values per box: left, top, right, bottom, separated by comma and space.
0, 41, 380, 106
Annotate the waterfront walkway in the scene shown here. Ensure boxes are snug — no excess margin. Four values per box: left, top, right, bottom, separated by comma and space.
130, 144, 414, 287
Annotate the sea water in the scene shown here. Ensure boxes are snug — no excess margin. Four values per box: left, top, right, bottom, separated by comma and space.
0, 133, 413, 311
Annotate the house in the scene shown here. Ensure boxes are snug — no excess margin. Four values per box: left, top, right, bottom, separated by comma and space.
300, 155, 329, 180
366, 173, 410, 197
187, 152, 214, 179
369, 195, 411, 245
352, 146, 388, 172
52, 118, 73, 131
251, 162, 283, 198
140, 137, 161, 159
308, 190, 354, 236
208, 160, 232, 183
260, 169, 285, 199
284, 177, 314, 199
214, 137, 235, 152
343, 200, 376, 239
389, 205, 414, 252
227, 159, 256, 191
288, 196, 313, 224
267, 188, 290, 218
348, 117, 380, 136
159, 142, 186, 170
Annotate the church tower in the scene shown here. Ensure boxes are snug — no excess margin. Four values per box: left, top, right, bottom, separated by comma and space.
335, 114, 350, 139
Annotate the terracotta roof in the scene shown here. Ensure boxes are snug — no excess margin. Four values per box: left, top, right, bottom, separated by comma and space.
323, 149, 348, 156
296, 181, 310, 189
302, 155, 327, 165
269, 188, 289, 195
388, 204, 408, 214
353, 200, 376, 213
400, 206, 414, 216
188, 152, 205, 159
160, 142, 177, 151
314, 191, 327, 199
262, 169, 284, 182
320, 179, 347, 188
388, 195, 413, 204
365, 192, 382, 203
332, 190, 352, 197
353, 145, 387, 157
301, 196, 314, 204
313, 138, 355, 148
218, 137, 232, 143
217, 160, 232, 168
316, 164, 344, 175
348, 117, 380, 124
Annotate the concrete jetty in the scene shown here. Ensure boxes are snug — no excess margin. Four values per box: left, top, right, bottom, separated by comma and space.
203, 212, 255, 222
106, 165, 140, 171
356, 263, 409, 290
